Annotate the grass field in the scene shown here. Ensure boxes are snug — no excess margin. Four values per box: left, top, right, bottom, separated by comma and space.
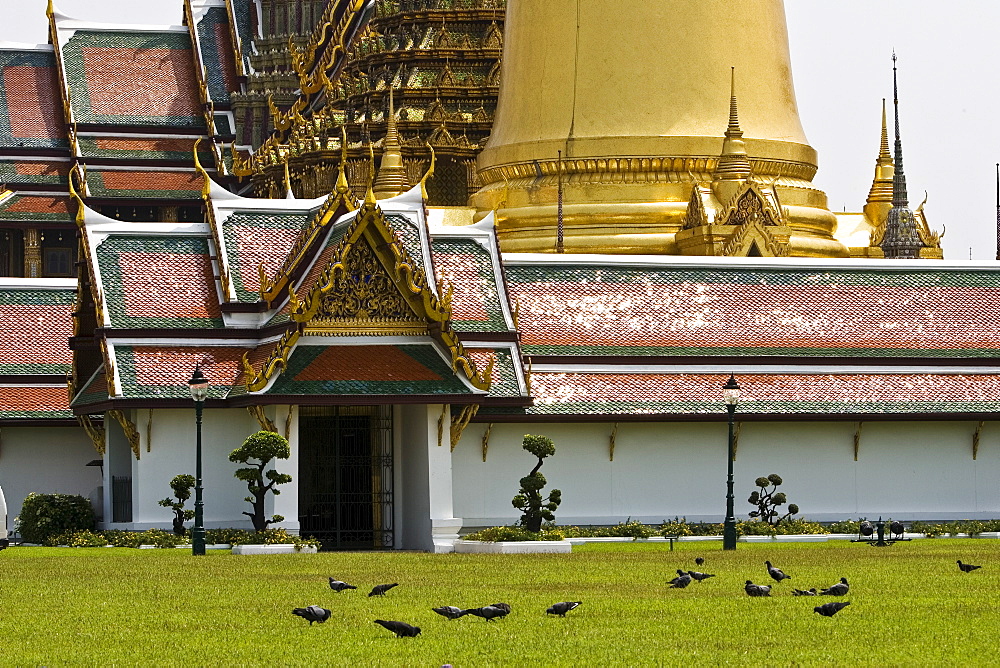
0, 539, 997, 666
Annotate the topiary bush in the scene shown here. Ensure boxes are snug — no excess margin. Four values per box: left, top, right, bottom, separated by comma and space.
747, 473, 799, 526
15, 493, 96, 545
511, 434, 561, 533
229, 431, 293, 532
157, 474, 195, 536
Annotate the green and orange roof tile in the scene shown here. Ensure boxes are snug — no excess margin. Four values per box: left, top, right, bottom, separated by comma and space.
0, 287, 75, 375
432, 238, 508, 333
0, 48, 68, 149
86, 169, 204, 200
0, 386, 73, 420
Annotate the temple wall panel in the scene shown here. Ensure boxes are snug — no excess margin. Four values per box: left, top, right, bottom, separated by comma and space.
0, 426, 101, 534
453, 420, 1000, 528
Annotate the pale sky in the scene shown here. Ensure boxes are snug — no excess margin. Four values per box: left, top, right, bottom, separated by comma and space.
3, 0, 998, 260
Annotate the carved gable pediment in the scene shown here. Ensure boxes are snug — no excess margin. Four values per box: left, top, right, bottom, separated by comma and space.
683, 184, 711, 229
721, 218, 789, 257
717, 183, 782, 227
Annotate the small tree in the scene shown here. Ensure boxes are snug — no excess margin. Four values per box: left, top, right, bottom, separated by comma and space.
511, 434, 562, 533
229, 431, 292, 532
157, 474, 195, 536
747, 473, 799, 526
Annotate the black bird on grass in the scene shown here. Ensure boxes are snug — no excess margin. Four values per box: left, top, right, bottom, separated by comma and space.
744, 580, 771, 597
668, 569, 693, 588
464, 605, 509, 621
695, 556, 705, 566
546, 601, 582, 617
958, 560, 982, 573
792, 588, 818, 596
292, 605, 331, 625
328, 578, 357, 592
490, 602, 511, 615
374, 619, 421, 637
369, 583, 399, 597
687, 570, 716, 582
765, 561, 791, 583
814, 601, 850, 617
820, 577, 849, 596
432, 606, 468, 620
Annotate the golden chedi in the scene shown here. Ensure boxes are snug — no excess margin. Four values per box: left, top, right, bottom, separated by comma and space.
471, 0, 848, 257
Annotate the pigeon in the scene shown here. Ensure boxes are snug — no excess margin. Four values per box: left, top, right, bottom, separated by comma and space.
820, 577, 849, 596
463, 605, 509, 621
765, 561, 791, 583
744, 580, 771, 597
668, 569, 693, 588
432, 606, 468, 620
695, 556, 705, 566
687, 570, 716, 583
814, 601, 851, 617
489, 602, 511, 615
329, 578, 357, 592
292, 605, 331, 625
369, 583, 399, 597
958, 560, 982, 573
792, 588, 818, 596
546, 601, 582, 617
374, 619, 421, 637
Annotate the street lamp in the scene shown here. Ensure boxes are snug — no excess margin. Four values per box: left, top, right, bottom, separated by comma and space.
188, 364, 209, 556
722, 374, 741, 550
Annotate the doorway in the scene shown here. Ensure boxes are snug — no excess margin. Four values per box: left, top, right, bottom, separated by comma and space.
298, 406, 394, 550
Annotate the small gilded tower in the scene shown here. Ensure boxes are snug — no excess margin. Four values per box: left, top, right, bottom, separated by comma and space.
472, 0, 848, 257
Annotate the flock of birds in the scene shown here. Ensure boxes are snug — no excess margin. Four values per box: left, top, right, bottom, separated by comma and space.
291, 556, 985, 635
291, 578, 582, 637
666, 556, 983, 618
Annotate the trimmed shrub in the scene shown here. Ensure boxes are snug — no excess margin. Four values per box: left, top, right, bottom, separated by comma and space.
46, 530, 108, 547
511, 434, 561, 532
137, 529, 189, 548
463, 525, 565, 542
15, 493, 96, 544
205, 528, 250, 546
102, 530, 144, 548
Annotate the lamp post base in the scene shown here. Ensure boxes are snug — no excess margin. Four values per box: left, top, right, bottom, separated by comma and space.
723, 521, 737, 550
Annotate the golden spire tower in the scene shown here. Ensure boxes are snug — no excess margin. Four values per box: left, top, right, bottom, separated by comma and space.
472, 0, 847, 258
372, 88, 408, 200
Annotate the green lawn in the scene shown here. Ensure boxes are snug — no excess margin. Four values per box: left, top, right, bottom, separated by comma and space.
0, 539, 997, 666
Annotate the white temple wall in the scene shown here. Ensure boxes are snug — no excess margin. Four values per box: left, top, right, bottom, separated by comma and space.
105, 408, 260, 531
0, 426, 101, 533
453, 420, 1000, 527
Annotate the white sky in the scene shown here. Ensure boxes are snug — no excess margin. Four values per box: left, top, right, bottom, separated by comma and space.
3, 0, 998, 260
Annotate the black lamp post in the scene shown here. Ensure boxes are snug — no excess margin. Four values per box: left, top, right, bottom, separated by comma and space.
188, 364, 209, 556
722, 374, 741, 550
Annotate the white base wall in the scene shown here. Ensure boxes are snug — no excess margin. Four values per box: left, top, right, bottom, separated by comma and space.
453, 420, 1000, 527
0, 426, 103, 533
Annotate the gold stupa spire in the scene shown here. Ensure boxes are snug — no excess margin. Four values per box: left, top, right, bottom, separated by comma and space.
372, 87, 408, 199
866, 99, 894, 207
472, 0, 847, 258
713, 68, 751, 182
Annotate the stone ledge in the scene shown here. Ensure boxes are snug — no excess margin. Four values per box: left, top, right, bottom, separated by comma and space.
454, 539, 572, 554
231, 544, 318, 555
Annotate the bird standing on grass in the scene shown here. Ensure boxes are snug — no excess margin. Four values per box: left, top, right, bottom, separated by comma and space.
546, 601, 582, 617
668, 569, 693, 588
374, 620, 421, 637
765, 561, 791, 583
820, 577, 849, 596
695, 557, 705, 566
792, 588, 818, 596
292, 605, 331, 625
464, 605, 509, 621
814, 601, 850, 617
687, 570, 716, 582
432, 606, 468, 620
369, 583, 399, 597
744, 580, 771, 597
328, 578, 357, 592
958, 560, 982, 573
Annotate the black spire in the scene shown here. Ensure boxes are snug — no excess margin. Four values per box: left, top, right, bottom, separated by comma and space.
880, 53, 924, 259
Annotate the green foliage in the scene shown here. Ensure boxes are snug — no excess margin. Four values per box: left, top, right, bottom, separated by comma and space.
511, 434, 561, 533
102, 530, 145, 548
15, 493, 96, 544
826, 519, 864, 534
463, 525, 565, 542
230, 528, 320, 548
45, 530, 109, 547
137, 529, 190, 548
658, 517, 724, 537
157, 474, 196, 536
204, 528, 251, 546
736, 518, 826, 536
747, 472, 799, 526
229, 431, 293, 532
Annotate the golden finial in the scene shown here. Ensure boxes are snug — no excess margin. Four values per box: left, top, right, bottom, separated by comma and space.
283, 160, 294, 199
192, 138, 211, 200
419, 142, 436, 201
46, 0, 54, 19
713, 67, 750, 182
879, 98, 891, 161
335, 126, 351, 195
67, 166, 85, 228
364, 142, 377, 206
372, 86, 407, 198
